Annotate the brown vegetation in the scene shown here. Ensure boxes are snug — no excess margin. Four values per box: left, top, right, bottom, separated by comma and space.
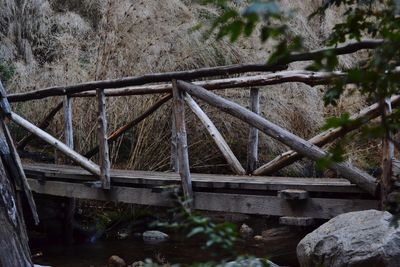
0, 0, 375, 175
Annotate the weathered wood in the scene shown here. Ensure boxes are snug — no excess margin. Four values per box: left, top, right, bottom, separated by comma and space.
170, 108, 179, 172
97, 89, 111, 189
63, 96, 74, 149
178, 80, 377, 195
279, 216, 315, 226
11, 112, 101, 176
0, 80, 12, 117
392, 159, 400, 182
381, 98, 395, 208
84, 94, 171, 158
254, 95, 400, 175
71, 71, 345, 98
172, 80, 193, 204
247, 88, 259, 173
27, 178, 379, 219
23, 163, 366, 194
62, 95, 76, 244
17, 101, 63, 150
0, 159, 33, 266
184, 93, 245, 175
8, 39, 383, 102
278, 189, 309, 200
0, 80, 33, 265
1, 120, 39, 225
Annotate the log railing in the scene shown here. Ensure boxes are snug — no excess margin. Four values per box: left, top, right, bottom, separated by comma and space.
5, 56, 397, 204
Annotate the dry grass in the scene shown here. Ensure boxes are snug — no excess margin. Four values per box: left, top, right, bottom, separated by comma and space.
0, 0, 374, 176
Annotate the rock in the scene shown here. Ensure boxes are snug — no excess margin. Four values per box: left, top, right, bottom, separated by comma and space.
261, 226, 297, 241
219, 257, 280, 267
297, 210, 400, 267
117, 228, 131, 240
253, 235, 263, 241
239, 223, 254, 239
130, 261, 144, 267
108, 255, 126, 267
142, 230, 169, 243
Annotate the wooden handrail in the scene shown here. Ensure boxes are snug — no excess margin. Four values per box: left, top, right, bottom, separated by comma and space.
69, 71, 346, 98
11, 112, 101, 176
84, 94, 171, 158
253, 95, 400, 175
177, 80, 378, 196
7, 40, 383, 102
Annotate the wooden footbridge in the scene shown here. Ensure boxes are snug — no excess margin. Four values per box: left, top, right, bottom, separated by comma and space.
2, 41, 399, 224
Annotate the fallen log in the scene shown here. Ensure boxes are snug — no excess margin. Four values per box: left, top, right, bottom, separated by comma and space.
177, 80, 377, 196
8, 39, 383, 102
253, 95, 400, 175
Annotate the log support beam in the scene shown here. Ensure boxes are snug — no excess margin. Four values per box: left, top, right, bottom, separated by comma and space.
11, 112, 101, 176
381, 98, 395, 209
17, 101, 63, 150
96, 89, 111, 189
171, 108, 179, 172
62, 96, 76, 244
247, 88, 259, 174
172, 80, 193, 205
184, 94, 245, 175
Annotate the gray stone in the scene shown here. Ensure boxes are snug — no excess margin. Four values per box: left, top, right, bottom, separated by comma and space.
219, 258, 279, 267
239, 223, 254, 239
142, 230, 169, 243
297, 209, 400, 267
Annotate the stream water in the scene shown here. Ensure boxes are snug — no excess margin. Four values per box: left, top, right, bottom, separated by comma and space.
31, 229, 305, 267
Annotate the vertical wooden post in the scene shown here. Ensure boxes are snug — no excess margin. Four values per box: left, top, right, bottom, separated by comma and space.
381, 98, 394, 208
172, 80, 193, 205
97, 89, 111, 189
63, 96, 74, 149
63, 95, 76, 244
171, 109, 179, 172
247, 88, 260, 174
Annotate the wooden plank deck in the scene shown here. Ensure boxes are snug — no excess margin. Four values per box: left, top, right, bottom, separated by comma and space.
24, 163, 379, 219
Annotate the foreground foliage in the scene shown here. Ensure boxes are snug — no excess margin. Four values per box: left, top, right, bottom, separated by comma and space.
201, 0, 400, 168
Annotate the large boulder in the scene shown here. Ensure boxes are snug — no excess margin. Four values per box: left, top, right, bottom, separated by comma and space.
297, 210, 400, 267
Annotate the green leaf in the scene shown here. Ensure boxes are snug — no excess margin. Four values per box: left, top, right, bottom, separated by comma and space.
187, 226, 205, 237
228, 20, 243, 42
322, 113, 352, 130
